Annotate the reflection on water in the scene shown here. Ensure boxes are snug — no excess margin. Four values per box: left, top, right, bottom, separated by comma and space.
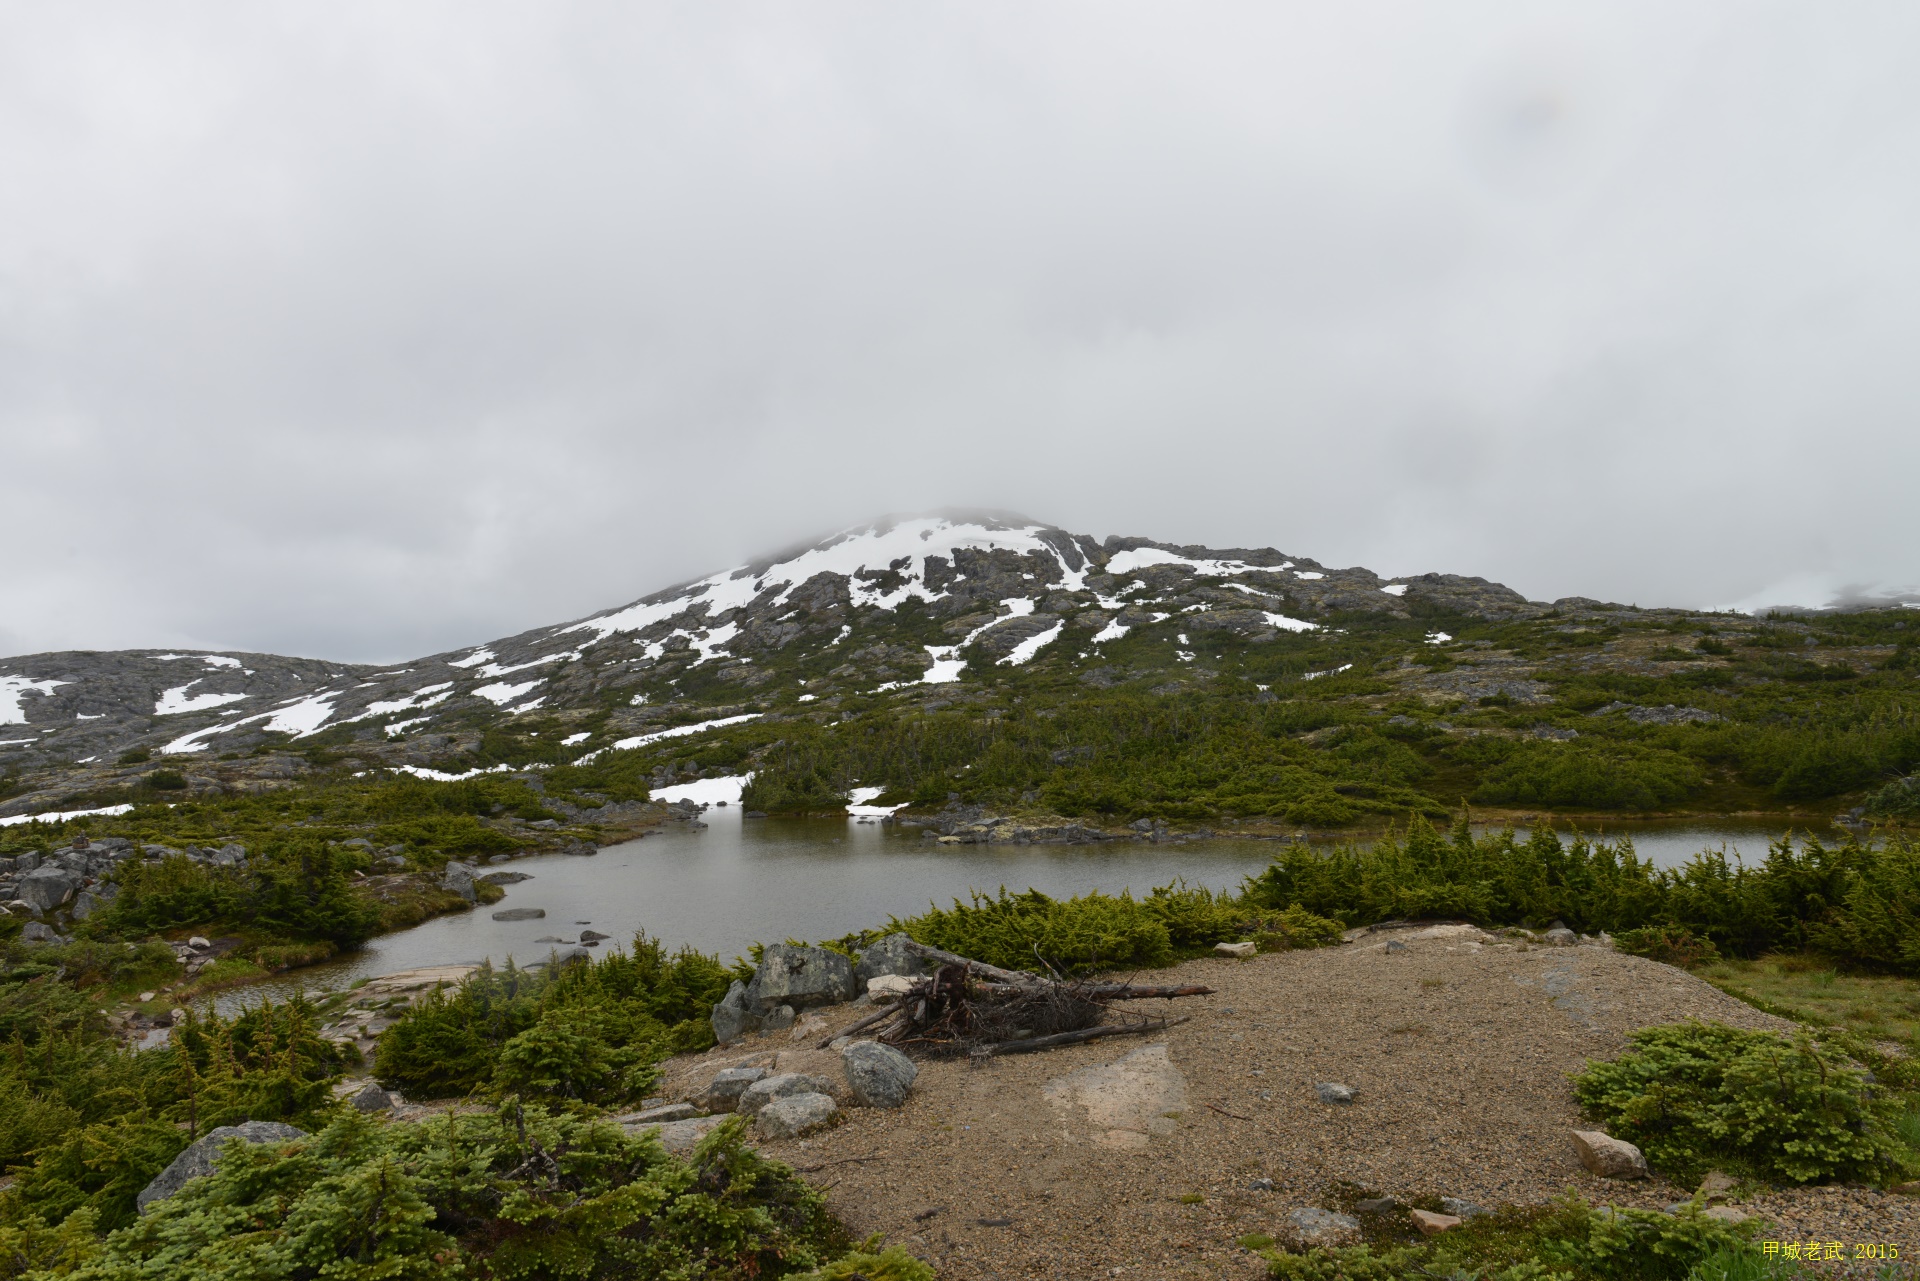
217, 809, 1845, 1012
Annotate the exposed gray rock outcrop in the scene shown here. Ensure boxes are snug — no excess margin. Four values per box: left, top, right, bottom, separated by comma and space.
136, 1121, 307, 1213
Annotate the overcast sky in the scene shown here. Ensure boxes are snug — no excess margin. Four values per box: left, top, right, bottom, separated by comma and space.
4, 3, 1918, 663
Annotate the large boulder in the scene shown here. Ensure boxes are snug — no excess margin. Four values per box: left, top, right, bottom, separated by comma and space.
137, 1121, 307, 1213
14, 867, 80, 914
755, 1093, 838, 1139
738, 1072, 836, 1117
745, 944, 856, 1012
440, 862, 477, 903
841, 1040, 917, 1108
853, 933, 932, 987
711, 981, 762, 1044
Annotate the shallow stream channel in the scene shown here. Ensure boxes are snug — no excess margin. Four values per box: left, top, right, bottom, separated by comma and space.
215, 795, 1820, 1013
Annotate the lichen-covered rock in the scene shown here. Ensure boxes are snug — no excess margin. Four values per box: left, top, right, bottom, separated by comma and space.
853, 933, 933, 987
14, 866, 79, 914
440, 862, 477, 903
841, 1040, 917, 1108
699, 1066, 768, 1112
137, 1121, 307, 1213
755, 1092, 838, 1139
711, 981, 761, 1044
348, 1083, 393, 1113
745, 944, 856, 1012
738, 1072, 836, 1116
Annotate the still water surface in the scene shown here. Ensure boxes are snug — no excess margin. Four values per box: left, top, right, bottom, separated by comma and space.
221, 809, 1825, 1010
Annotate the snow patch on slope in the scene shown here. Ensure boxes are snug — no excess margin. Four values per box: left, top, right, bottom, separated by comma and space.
154, 681, 251, 716
562, 517, 1088, 644
0, 676, 67, 725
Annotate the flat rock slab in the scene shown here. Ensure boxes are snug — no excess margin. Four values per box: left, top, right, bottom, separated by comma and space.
1043, 1042, 1188, 1151
491, 907, 546, 921
627, 1115, 728, 1153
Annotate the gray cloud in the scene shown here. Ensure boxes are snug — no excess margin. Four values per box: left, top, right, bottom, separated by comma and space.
4, 2, 1918, 662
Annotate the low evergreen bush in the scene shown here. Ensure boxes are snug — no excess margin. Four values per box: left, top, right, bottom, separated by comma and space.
40, 1107, 847, 1280
1572, 1022, 1913, 1186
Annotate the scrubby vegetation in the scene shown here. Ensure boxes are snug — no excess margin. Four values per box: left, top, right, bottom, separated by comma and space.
569, 607, 1920, 826
374, 937, 732, 1102
1245, 819, 1920, 976
1256, 1193, 1781, 1281
8, 1109, 852, 1281
1574, 1022, 1917, 1186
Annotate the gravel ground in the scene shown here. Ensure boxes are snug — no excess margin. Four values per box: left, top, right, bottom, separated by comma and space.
660, 930, 1919, 1280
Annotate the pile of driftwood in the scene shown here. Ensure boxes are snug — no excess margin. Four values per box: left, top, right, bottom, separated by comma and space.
819, 940, 1213, 1058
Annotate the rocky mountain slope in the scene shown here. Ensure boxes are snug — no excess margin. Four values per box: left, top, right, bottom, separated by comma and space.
0, 514, 1538, 812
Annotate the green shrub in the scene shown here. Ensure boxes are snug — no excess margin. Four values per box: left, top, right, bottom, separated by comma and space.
57, 1107, 849, 1280
376, 935, 732, 1100
1866, 775, 1920, 818
799, 1240, 937, 1281
142, 770, 187, 792
1471, 743, 1705, 811
96, 838, 380, 947
1615, 925, 1721, 968
889, 887, 1174, 975
1573, 1021, 1908, 1185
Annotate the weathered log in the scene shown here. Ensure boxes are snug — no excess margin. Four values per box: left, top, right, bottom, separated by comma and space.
973, 1014, 1191, 1057
897, 940, 1040, 985
966, 980, 1213, 1000
1073, 983, 1215, 1000
815, 998, 906, 1049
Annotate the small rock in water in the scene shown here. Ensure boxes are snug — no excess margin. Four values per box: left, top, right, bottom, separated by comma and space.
532, 935, 571, 944
580, 929, 609, 942
491, 908, 545, 921
1314, 1082, 1355, 1105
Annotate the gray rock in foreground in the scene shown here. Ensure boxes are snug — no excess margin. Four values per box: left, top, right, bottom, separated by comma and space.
1314, 1081, 1355, 1105
711, 980, 761, 1043
755, 1092, 838, 1139
631, 1115, 728, 1153
853, 933, 931, 987
15, 866, 79, 914
137, 1121, 307, 1213
745, 944, 855, 1012
700, 1066, 769, 1112
739, 1072, 835, 1116
1572, 1129, 1648, 1179
842, 1040, 917, 1108
349, 1083, 393, 1113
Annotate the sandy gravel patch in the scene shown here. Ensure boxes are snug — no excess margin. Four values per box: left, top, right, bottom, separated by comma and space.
659, 933, 1914, 1280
